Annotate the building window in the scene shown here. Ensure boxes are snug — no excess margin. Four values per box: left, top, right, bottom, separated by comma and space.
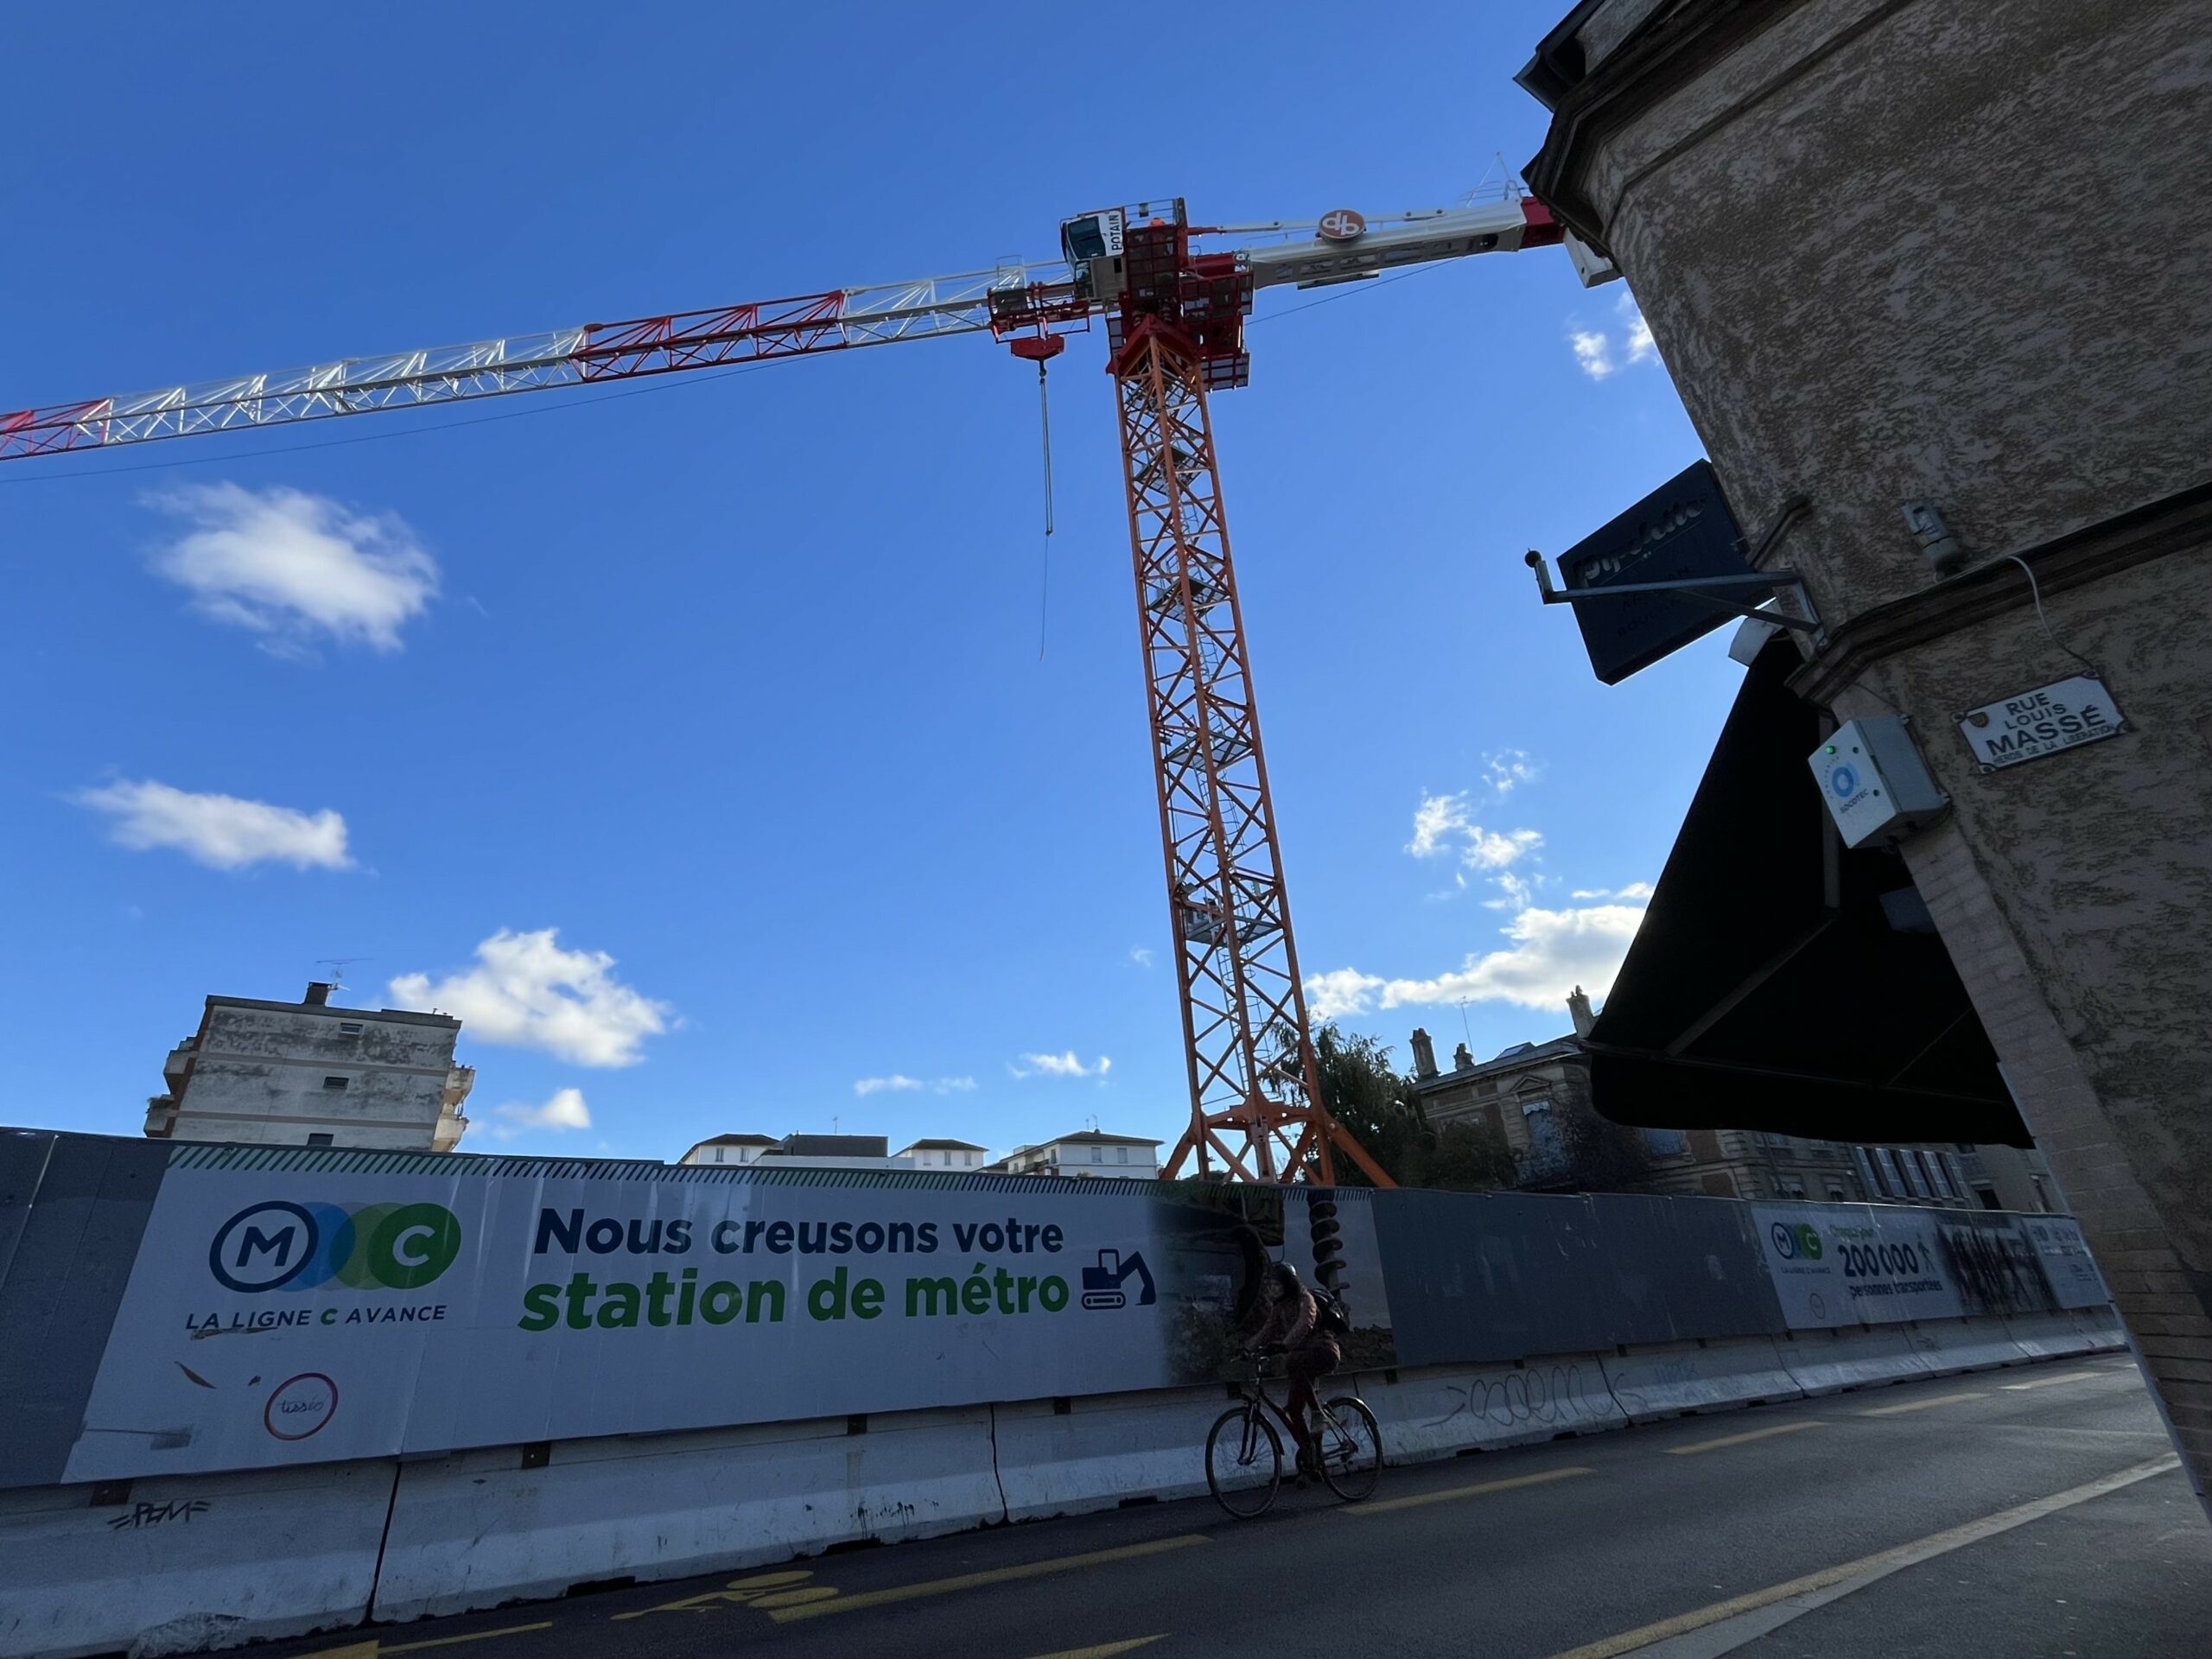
306, 1132, 334, 1147
322, 1076, 349, 1091
1522, 1100, 1563, 1166
1900, 1152, 1936, 1201
1643, 1127, 1687, 1157
1116, 1145, 1129, 1164
1826, 1183, 1847, 1201
1090, 1146, 1103, 1164
1853, 1147, 1885, 1198
1933, 1154, 1965, 1203
1876, 1147, 1913, 1197
338, 1021, 364, 1034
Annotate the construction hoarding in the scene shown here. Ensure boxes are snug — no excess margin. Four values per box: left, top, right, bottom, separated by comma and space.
0, 1131, 2106, 1488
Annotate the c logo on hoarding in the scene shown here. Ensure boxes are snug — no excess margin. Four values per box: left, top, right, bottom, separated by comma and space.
1796, 1224, 1823, 1261
210, 1200, 462, 1294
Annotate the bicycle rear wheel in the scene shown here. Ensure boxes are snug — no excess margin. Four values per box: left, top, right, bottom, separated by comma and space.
1316, 1395, 1382, 1502
1205, 1405, 1282, 1518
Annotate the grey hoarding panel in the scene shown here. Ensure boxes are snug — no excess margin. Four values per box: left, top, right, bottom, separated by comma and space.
1374, 1192, 1615, 1363
1585, 1193, 1787, 1342
0, 1131, 170, 1488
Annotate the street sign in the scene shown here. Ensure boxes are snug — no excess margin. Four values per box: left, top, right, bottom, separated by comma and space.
1957, 674, 2126, 772
1555, 460, 1767, 684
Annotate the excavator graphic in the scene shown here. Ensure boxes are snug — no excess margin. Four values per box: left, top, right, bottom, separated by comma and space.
1080, 1249, 1157, 1311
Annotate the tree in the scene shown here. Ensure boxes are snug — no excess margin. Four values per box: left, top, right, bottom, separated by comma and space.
1280, 1021, 1516, 1192
1554, 1101, 1654, 1193
1421, 1119, 1521, 1192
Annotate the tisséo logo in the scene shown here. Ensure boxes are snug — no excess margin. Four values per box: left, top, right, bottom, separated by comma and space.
210, 1200, 463, 1294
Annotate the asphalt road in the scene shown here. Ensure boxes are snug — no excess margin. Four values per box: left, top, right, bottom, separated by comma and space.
271, 1354, 2209, 1659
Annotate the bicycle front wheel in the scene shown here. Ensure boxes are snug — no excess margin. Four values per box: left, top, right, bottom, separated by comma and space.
1316, 1395, 1382, 1502
1205, 1405, 1282, 1518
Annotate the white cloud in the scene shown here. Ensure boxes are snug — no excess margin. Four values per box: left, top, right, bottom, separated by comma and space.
1484, 750, 1541, 797
390, 929, 672, 1068
1569, 294, 1660, 382
1620, 292, 1657, 365
1129, 946, 1155, 969
148, 482, 438, 653
1405, 791, 1541, 871
1406, 791, 1472, 857
1571, 881, 1655, 901
1306, 968, 1385, 1021
1571, 329, 1616, 380
1010, 1052, 1111, 1080
73, 779, 351, 870
1305, 894, 1649, 1020
855, 1075, 976, 1096
491, 1087, 592, 1140
1484, 870, 1539, 912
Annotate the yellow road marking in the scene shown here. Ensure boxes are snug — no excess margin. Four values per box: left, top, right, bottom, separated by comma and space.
1663, 1421, 1822, 1455
611, 1568, 823, 1620
2002, 1370, 2103, 1392
1021, 1639, 1165, 1659
383, 1625, 553, 1654
1859, 1389, 1988, 1417
769, 1534, 1209, 1623
1345, 1465, 1592, 1516
1541, 1456, 2177, 1658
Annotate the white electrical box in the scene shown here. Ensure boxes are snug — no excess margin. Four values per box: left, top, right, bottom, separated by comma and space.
1809, 716, 1949, 849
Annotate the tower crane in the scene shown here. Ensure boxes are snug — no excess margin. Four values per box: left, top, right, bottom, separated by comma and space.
2, 189, 1610, 1186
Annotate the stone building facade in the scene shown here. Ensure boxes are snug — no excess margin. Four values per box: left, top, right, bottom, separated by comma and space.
1411, 997, 2005, 1207
146, 982, 471, 1152
1524, 0, 2212, 1509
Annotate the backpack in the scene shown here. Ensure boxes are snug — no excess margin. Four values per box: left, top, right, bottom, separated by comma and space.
1316, 1289, 1351, 1338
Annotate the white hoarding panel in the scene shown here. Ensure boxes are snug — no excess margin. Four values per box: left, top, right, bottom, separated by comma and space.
60, 1163, 1385, 1484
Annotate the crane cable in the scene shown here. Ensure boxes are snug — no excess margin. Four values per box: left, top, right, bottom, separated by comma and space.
1036, 359, 1055, 659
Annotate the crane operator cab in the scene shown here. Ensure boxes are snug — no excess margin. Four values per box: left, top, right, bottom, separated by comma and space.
1063, 200, 1182, 305
1060, 207, 1128, 304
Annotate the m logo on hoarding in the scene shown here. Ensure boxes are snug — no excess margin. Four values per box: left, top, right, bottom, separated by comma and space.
1770, 1221, 1822, 1262
210, 1200, 463, 1294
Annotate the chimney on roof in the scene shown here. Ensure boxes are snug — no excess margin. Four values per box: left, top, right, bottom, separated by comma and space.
1567, 985, 1595, 1039
1410, 1027, 1438, 1079
1453, 1042, 1474, 1071
304, 982, 334, 1007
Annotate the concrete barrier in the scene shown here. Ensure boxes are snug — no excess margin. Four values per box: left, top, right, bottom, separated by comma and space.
991, 1384, 1224, 1521
2004, 1311, 2107, 1361
1361, 1357, 1624, 1459
1600, 1337, 1803, 1422
0, 1459, 394, 1659
1904, 1319, 2029, 1373
1773, 1325, 1937, 1395
0, 1313, 2130, 1659
370, 1405, 1005, 1623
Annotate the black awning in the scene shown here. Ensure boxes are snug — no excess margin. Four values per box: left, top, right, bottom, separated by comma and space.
1586, 635, 2030, 1147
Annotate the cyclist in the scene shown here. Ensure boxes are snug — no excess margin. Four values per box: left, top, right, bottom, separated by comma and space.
1247, 1261, 1340, 1483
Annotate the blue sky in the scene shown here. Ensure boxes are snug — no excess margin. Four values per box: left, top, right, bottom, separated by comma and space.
0, 3, 1741, 1162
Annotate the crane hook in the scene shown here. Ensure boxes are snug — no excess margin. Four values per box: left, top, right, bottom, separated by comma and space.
1008, 334, 1065, 658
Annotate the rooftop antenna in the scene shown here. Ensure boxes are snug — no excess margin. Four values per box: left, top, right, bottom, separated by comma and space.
1457, 998, 1474, 1048
315, 957, 372, 1001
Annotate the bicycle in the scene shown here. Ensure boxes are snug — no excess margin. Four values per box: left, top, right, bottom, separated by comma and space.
1205, 1345, 1382, 1517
